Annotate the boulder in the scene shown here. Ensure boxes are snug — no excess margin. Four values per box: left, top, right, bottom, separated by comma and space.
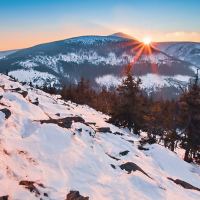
55, 113, 60, 117
66, 190, 89, 200
0, 95, 3, 100
0, 108, 11, 119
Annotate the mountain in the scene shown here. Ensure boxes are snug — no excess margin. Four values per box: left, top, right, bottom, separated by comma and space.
155, 42, 200, 67
0, 73, 200, 199
109, 32, 138, 41
0, 33, 197, 99
0, 49, 19, 59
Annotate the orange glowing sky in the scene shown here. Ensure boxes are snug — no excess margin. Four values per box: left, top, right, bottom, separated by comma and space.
1, 0, 200, 51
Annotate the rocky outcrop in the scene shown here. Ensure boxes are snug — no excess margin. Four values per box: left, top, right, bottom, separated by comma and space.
167, 177, 200, 192
66, 190, 89, 200
120, 162, 153, 179
0, 108, 11, 119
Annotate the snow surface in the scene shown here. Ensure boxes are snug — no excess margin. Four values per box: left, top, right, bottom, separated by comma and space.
9, 69, 60, 87
95, 73, 191, 93
0, 73, 200, 199
64, 36, 130, 45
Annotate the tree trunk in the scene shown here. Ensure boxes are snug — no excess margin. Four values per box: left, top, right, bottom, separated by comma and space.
184, 147, 190, 162
170, 141, 174, 152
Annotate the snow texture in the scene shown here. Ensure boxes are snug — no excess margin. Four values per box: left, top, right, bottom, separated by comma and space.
0, 73, 200, 199
9, 69, 60, 87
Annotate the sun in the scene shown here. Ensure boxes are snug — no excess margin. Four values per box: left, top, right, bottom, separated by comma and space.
143, 37, 151, 44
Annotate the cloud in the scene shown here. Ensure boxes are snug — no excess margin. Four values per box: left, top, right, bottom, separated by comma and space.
167, 31, 185, 37
175, 31, 185, 35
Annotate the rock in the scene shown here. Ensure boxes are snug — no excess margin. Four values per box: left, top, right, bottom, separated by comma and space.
40, 119, 58, 124
167, 177, 200, 192
11, 87, 21, 92
77, 128, 82, 132
32, 101, 39, 106
0, 95, 3, 100
85, 122, 96, 126
110, 164, 116, 169
138, 145, 149, 151
0, 108, 11, 119
106, 153, 120, 161
59, 121, 72, 128
120, 162, 153, 179
0, 196, 9, 200
40, 116, 85, 129
111, 132, 124, 136
66, 190, 89, 200
97, 127, 111, 133
19, 180, 40, 195
55, 113, 60, 117
20, 91, 28, 98
44, 193, 48, 197
127, 140, 134, 144
119, 150, 130, 156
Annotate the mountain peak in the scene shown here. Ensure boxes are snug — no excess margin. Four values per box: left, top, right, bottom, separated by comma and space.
109, 32, 138, 41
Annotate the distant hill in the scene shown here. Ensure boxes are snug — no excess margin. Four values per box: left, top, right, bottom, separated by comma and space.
0, 33, 198, 99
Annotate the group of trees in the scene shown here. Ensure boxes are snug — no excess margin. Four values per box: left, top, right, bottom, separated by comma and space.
40, 64, 200, 163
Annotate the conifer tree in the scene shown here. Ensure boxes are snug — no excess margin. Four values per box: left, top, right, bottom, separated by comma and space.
109, 64, 143, 134
179, 70, 200, 162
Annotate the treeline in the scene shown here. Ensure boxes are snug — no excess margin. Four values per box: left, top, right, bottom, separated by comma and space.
40, 64, 200, 163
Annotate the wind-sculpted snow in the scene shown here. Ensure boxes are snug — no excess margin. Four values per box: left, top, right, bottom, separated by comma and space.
64, 36, 131, 45
0, 73, 200, 199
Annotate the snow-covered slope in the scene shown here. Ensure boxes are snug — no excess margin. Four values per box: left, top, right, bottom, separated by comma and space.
0, 74, 200, 199
156, 42, 200, 67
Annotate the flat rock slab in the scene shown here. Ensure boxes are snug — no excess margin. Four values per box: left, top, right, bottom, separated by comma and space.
66, 190, 89, 200
97, 127, 111, 133
0, 108, 11, 119
119, 150, 130, 156
120, 162, 153, 179
40, 116, 85, 128
167, 177, 200, 192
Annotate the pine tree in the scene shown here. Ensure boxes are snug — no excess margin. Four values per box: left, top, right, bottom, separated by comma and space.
109, 64, 143, 134
179, 70, 200, 162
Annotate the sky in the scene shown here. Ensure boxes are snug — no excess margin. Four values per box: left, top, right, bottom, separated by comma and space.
0, 0, 200, 51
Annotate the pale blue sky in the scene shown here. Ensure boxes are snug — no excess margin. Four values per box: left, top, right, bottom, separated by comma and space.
0, 0, 200, 50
